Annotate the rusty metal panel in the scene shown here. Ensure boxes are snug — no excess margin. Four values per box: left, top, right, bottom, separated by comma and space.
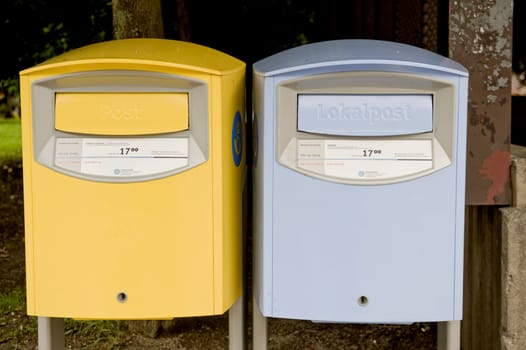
449, 0, 513, 205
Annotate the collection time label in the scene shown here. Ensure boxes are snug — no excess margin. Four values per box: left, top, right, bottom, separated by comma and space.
297, 139, 433, 180
55, 137, 189, 177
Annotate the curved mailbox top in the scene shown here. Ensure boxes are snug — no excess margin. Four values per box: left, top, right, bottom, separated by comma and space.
253, 39, 468, 77
20, 38, 245, 76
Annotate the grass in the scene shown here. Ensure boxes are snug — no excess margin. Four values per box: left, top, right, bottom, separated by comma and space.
0, 289, 123, 349
0, 118, 22, 162
0, 288, 37, 344
0, 288, 25, 313
65, 319, 124, 349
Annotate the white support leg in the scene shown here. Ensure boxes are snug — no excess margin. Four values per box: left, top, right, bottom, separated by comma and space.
437, 320, 461, 350
229, 295, 245, 350
38, 317, 64, 350
252, 294, 267, 350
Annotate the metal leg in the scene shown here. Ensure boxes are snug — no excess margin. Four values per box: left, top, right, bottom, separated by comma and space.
38, 317, 64, 350
437, 321, 461, 350
229, 295, 246, 350
252, 294, 267, 350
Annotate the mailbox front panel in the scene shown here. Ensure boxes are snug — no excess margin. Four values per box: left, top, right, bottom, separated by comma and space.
20, 39, 246, 319
28, 163, 215, 318
253, 39, 468, 323
22, 71, 216, 319
270, 159, 461, 322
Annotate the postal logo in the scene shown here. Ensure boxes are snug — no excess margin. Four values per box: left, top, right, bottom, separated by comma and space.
232, 111, 243, 167
317, 103, 412, 125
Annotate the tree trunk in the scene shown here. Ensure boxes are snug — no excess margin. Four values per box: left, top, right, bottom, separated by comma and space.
112, 0, 164, 39
111, 0, 166, 338
176, 0, 191, 41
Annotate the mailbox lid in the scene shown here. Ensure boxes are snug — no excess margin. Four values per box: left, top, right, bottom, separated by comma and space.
253, 39, 468, 77
297, 93, 433, 136
55, 92, 189, 135
20, 38, 245, 76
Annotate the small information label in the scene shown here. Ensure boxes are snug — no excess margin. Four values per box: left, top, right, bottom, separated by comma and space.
55, 138, 189, 177
297, 139, 432, 180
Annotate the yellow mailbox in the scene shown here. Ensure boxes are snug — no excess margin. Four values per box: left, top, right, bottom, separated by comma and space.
20, 38, 246, 320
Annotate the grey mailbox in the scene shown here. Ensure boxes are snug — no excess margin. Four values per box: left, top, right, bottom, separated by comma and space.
252, 39, 468, 344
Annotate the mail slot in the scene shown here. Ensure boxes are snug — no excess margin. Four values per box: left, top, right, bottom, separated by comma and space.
55, 92, 189, 135
20, 38, 246, 320
252, 39, 468, 324
297, 94, 433, 136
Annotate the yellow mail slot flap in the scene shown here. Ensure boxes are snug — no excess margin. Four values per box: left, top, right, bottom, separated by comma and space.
55, 92, 189, 135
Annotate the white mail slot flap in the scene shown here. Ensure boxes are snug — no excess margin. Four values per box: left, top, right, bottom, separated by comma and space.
55, 92, 189, 135
297, 94, 433, 136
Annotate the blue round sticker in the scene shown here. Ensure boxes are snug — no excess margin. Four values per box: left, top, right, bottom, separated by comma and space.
232, 111, 243, 166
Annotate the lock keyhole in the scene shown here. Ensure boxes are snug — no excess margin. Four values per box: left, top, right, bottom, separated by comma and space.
117, 292, 128, 303
358, 295, 368, 306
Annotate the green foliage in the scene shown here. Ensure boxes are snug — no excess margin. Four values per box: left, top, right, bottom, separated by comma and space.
0, 0, 112, 124
33, 22, 70, 63
0, 119, 22, 162
0, 288, 25, 313
0, 78, 19, 97
0, 79, 20, 120
0, 0, 112, 83
0, 288, 37, 344
0, 289, 123, 348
